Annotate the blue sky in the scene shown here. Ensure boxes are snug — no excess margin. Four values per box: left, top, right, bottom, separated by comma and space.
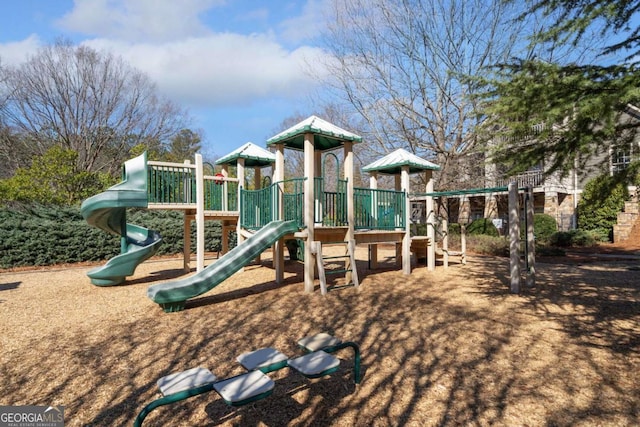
0, 0, 332, 159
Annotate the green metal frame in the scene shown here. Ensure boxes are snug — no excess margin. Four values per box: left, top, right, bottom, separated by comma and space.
299, 341, 362, 384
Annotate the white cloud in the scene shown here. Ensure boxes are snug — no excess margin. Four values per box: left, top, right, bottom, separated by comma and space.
1, 1, 335, 114
278, 0, 331, 44
56, 0, 224, 42
83, 34, 331, 108
0, 35, 41, 65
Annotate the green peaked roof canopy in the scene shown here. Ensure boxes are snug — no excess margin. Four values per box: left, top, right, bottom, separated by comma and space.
215, 142, 276, 168
362, 148, 440, 175
267, 115, 362, 151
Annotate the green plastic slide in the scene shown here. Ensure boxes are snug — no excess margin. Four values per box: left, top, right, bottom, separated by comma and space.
147, 220, 299, 312
80, 152, 162, 286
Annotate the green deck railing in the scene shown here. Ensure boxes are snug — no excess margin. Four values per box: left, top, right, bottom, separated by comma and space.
240, 178, 306, 229
314, 178, 348, 225
148, 163, 196, 204
240, 185, 273, 229
147, 163, 405, 232
281, 178, 305, 225
354, 187, 405, 230
147, 163, 239, 211
203, 179, 238, 211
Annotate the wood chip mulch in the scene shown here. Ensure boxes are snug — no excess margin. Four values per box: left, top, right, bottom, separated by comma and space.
1, 246, 638, 426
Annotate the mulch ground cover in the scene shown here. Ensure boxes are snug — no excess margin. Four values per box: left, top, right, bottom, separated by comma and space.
1, 245, 638, 426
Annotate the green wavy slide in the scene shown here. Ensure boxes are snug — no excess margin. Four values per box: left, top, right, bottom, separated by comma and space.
81, 152, 162, 286
148, 220, 299, 312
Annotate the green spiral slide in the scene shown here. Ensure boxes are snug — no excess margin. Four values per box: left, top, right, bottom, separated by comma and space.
81, 152, 162, 286
147, 220, 299, 312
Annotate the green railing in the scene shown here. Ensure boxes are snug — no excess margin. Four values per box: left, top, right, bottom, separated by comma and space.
354, 187, 405, 230
281, 178, 305, 225
240, 177, 405, 231
240, 184, 274, 229
240, 178, 305, 229
203, 178, 238, 211
147, 163, 240, 211
147, 163, 195, 204
314, 177, 348, 226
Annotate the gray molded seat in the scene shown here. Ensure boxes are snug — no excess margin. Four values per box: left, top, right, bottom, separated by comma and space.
297, 333, 342, 352
157, 367, 218, 396
237, 347, 288, 372
288, 351, 340, 378
213, 370, 275, 406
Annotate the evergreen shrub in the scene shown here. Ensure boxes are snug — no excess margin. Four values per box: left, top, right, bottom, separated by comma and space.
532, 213, 558, 242
0, 205, 226, 269
549, 229, 597, 247
466, 218, 499, 236
577, 174, 628, 241
449, 223, 462, 235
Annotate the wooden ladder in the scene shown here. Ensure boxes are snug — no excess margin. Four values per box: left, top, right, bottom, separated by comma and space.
312, 240, 359, 295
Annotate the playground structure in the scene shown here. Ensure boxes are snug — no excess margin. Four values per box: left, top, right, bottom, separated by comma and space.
81, 115, 535, 311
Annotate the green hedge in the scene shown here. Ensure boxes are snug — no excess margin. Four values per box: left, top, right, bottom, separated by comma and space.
0, 205, 228, 269
577, 174, 629, 241
549, 229, 598, 247
524, 213, 558, 243
467, 218, 499, 236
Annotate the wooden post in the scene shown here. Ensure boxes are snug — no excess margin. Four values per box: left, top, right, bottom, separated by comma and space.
401, 165, 411, 274
461, 224, 467, 265
426, 171, 435, 271
508, 182, 520, 293
183, 213, 191, 272
195, 154, 205, 272
274, 144, 285, 283
395, 174, 402, 266
315, 151, 322, 225
221, 165, 229, 212
235, 157, 246, 273
221, 220, 229, 255
344, 141, 358, 287
254, 166, 262, 264
442, 218, 449, 268
221, 164, 230, 256
369, 172, 378, 269
304, 133, 316, 292
526, 186, 536, 289
183, 159, 192, 272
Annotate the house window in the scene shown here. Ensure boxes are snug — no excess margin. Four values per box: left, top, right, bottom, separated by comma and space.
612, 149, 632, 173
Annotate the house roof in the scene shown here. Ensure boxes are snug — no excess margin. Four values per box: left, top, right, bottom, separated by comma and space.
362, 148, 441, 175
214, 142, 275, 167
266, 115, 362, 151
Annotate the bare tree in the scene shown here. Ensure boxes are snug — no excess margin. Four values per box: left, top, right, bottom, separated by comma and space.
0, 40, 187, 175
322, 0, 536, 189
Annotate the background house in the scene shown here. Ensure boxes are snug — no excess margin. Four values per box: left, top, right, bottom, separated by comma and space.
411, 105, 640, 236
